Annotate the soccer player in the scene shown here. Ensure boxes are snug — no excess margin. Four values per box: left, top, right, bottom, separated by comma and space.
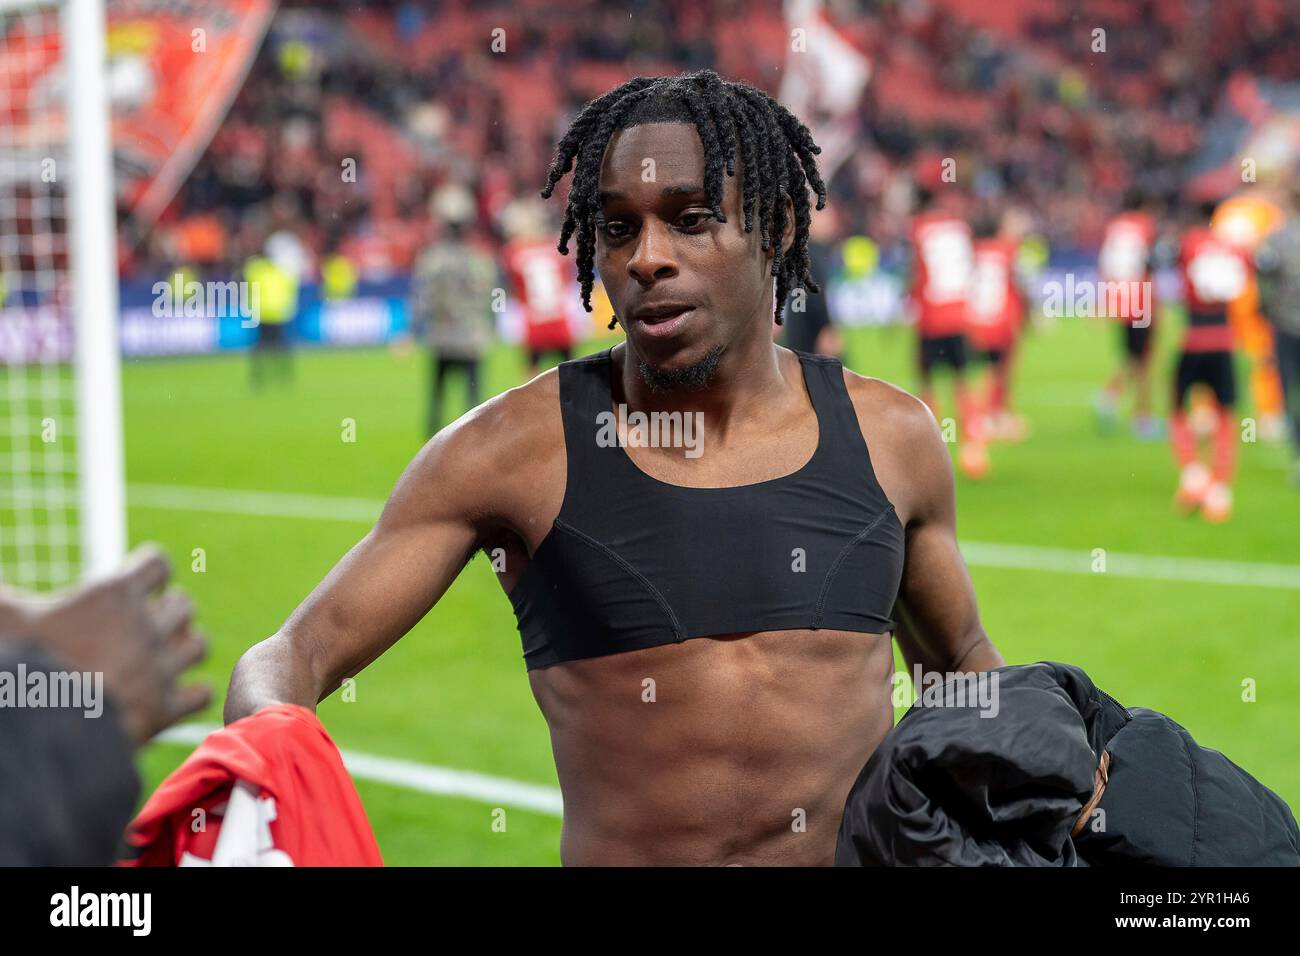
1255, 181, 1300, 485
908, 189, 986, 477
501, 200, 576, 377
966, 215, 1028, 442
226, 71, 1004, 866
1212, 189, 1285, 442
1171, 202, 1250, 522
1095, 190, 1161, 439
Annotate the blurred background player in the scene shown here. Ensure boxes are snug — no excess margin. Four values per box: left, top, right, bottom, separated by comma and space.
501, 199, 575, 378
1095, 189, 1161, 440
244, 197, 311, 391
410, 188, 500, 436
966, 214, 1028, 442
908, 186, 986, 477
1255, 180, 1300, 485
1171, 202, 1251, 522
782, 201, 843, 358
1212, 186, 1286, 442
243, 245, 299, 390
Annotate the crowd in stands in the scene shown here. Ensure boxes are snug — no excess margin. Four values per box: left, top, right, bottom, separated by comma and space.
121, 0, 1300, 285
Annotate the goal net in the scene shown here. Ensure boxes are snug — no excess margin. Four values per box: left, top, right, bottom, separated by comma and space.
0, 0, 125, 592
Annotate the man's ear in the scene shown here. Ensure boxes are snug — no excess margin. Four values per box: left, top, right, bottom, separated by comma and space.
759, 191, 798, 268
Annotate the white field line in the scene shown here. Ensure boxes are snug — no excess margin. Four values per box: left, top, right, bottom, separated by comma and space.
958, 541, 1300, 590
155, 722, 564, 817
128, 483, 1300, 591
128, 482, 383, 523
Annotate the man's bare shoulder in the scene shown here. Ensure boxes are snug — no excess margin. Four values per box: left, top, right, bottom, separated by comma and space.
839, 366, 952, 524
840, 367, 942, 446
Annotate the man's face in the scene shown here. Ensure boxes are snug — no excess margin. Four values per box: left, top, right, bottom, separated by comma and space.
595, 121, 782, 383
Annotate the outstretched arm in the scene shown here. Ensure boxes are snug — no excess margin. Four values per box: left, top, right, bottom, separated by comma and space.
224, 395, 521, 723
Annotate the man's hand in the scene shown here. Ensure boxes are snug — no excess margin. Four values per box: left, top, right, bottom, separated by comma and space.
2, 545, 212, 745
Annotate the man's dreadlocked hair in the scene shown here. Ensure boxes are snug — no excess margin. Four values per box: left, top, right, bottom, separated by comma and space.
539, 69, 828, 329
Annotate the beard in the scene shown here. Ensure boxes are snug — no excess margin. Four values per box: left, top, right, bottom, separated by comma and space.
637, 345, 724, 393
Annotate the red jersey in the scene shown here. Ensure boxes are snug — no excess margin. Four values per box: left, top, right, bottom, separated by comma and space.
122, 705, 383, 867
966, 237, 1023, 350
910, 212, 973, 338
503, 239, 574, 351
1179, 228, 1249, 353
1099, 212, 1155, 322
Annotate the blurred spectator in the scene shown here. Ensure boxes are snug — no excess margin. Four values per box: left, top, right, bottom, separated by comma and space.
121, 0, 1300, 296
411, 192, 501, 434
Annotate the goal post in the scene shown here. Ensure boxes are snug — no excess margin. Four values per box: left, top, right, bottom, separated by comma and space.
65, 0, 127, 581
0, 0, 125, 591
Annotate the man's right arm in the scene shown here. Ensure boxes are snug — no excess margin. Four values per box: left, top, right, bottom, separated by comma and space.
224, 385, 539, 723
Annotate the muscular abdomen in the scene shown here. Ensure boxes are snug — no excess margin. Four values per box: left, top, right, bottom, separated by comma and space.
527, 629, 896, 866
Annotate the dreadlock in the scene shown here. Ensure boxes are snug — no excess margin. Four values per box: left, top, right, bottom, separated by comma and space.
539, 69, 827, 330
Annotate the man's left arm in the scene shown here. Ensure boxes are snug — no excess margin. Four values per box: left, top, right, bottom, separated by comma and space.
890, 402, 1005, 675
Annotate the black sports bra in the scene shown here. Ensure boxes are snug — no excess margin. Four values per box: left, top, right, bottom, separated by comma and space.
508, 348, 906, 670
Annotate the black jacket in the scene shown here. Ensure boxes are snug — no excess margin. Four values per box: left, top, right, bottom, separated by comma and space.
835, 662, 1300, 866
0, 643, 140, 866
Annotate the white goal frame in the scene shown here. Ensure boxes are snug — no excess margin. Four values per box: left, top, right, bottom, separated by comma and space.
0, 0, 125, 586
